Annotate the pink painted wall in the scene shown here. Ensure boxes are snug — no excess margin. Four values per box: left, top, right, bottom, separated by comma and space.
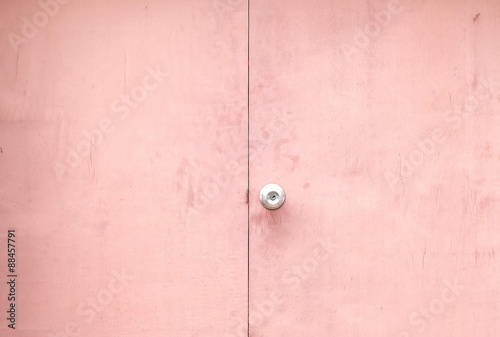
1, 0, 500, 336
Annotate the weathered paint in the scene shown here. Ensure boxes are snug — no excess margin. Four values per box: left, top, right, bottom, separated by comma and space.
1, 0, 500, 336
249, 0, 500, 336
0, 0, 248, 336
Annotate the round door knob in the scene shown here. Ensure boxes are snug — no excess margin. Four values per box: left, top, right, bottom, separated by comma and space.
259, 184, 286, 210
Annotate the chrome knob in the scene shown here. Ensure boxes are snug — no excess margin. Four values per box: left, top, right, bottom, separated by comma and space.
259, 184, 286, 210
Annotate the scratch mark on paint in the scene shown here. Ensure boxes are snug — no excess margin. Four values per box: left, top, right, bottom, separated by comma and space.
90, 140, 93, 169
422, 241, 427, 268
124, 50, 127, 93
266, 209, 278, 227
15, 50, 19, 87
398, 153, 406, 198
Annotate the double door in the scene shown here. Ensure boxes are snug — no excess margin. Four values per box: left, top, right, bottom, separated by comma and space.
1, 0, 499, 336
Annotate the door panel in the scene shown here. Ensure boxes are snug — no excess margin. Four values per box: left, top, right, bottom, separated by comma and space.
0, 1, 248, 336
250, 0, 500, 336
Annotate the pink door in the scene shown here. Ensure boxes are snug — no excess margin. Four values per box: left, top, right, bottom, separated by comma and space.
249, 0, 500, 336
2, 0, 500, 337
1, 0, 248, 336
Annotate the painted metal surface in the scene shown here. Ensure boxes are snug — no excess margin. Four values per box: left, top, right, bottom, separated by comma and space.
1, 0, 500, 336
0, 0, 248, 336
249, 0, 500, 336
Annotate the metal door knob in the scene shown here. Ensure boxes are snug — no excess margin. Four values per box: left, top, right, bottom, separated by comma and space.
259, 184, 286, 210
